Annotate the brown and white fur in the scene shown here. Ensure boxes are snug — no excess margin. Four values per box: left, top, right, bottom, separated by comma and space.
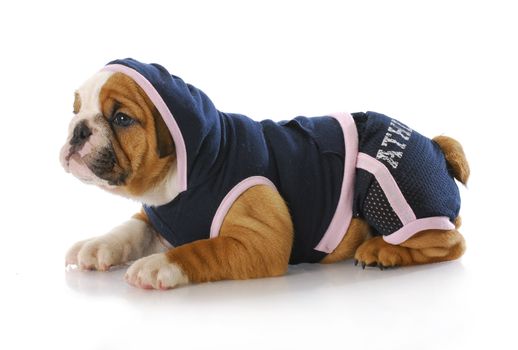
61, 71, 469, 290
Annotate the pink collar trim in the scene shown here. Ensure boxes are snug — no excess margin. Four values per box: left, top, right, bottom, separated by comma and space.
102, 64, 188, 192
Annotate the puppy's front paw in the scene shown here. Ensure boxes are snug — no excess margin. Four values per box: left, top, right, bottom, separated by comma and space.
125, 253, 189, 290
65, 237, 127, 271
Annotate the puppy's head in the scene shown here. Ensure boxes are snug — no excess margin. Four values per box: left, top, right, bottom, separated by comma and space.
60, 71, 176, 204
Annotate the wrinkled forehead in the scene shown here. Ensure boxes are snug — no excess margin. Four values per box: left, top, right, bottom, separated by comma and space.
75, 70, 114, 113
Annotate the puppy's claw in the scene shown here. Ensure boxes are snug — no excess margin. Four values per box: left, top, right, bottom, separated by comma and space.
357, 260, 387, 270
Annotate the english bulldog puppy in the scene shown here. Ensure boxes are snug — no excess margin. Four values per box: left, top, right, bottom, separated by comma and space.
62, 58, 469, 290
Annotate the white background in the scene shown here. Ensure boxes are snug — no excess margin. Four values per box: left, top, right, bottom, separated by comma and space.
0, 1, 516, 349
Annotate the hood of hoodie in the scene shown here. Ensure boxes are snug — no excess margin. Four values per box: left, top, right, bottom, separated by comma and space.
103, 58, 223, 193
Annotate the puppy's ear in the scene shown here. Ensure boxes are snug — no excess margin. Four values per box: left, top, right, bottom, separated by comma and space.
152, 108, 175, 158
73, 91, 81, 114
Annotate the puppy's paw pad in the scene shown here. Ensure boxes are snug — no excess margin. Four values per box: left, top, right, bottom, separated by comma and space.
125, 253, 188, 290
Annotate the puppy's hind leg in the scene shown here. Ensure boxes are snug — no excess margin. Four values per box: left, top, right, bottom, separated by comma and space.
354, 218, 466, 269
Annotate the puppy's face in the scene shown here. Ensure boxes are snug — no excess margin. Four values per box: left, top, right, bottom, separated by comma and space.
60, 71, 176, 204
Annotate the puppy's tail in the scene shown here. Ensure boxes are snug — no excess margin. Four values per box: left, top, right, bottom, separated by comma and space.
433, 135, 470, 185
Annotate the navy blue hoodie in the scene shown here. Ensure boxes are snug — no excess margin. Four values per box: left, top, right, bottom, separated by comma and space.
102, 58, 460, 264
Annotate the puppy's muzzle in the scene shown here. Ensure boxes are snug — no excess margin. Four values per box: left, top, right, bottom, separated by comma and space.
63, 119, 128, 186
70, 120, 92, 151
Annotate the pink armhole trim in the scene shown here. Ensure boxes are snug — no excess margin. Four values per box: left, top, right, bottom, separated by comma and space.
209, 176, 277, 238
314, 112, 358, 253
102, 64, 188, 192
356, 153, 417, 224
383, 216, 455, 245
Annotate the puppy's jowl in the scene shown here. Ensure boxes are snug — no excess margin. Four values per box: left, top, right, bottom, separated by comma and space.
61, 59, 469, 290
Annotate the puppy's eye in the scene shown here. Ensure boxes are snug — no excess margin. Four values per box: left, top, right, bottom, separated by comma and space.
112, 113, 135, 127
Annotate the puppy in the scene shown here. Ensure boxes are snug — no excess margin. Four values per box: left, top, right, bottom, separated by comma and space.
61, 58, 469, 290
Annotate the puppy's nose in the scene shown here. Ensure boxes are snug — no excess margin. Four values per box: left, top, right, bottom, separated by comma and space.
70, 120, 92, 147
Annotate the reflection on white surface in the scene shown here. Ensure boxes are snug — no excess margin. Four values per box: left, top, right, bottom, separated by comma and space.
63, 260, 467, 304
5, 256, 484, 350
16, 237, 501, 350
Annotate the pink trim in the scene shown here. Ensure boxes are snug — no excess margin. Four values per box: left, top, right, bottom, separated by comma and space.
102, 64, 188, 192
210, 176, 277, 238
356, 153, 455, 245
314, 112, 359, 253
356, 153, 416, 224
383, 216, 456, 245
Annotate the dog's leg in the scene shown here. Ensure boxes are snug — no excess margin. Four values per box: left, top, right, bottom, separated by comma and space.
354, 218, 466, 269
65, 210, 166, 271
124, 185, 294, 290
353, 136, 469, 269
